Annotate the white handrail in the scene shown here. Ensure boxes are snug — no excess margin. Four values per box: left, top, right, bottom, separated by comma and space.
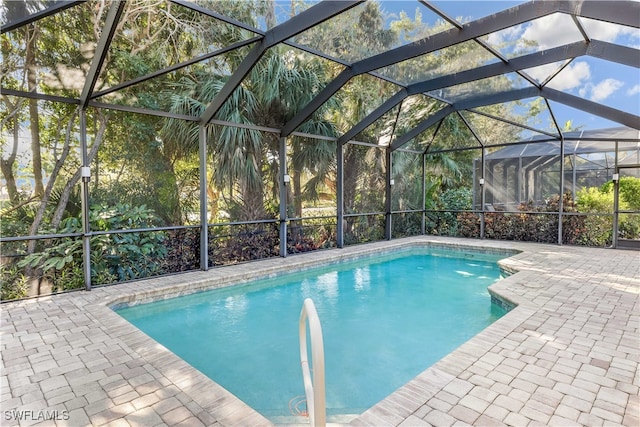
299, 298, 326, 427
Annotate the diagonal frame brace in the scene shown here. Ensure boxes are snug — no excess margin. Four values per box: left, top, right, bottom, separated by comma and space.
199, 1, 362, 125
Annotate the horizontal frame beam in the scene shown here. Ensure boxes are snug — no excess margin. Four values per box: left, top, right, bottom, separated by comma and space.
541, 88, 640, 130
559, 1, 640, 29
91, 37, 262, 99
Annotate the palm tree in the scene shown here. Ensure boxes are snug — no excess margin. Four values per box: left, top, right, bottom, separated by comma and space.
163, 47, 338, 221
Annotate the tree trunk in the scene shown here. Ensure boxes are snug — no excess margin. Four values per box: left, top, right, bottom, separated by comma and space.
238, 146, 267, 220
343, 145, 361, 235
265, 2, 276, 28
50, 113, 108, 229
25, 24, 44, 198
292, 172, 302, 218
27, 108, 80, 244
207, 184, 221, 221
240, 178, 266, 221
291, 142, 304, 219
155, 156, 183, 225
0, 120, 20, 204
343, 145, 360, 214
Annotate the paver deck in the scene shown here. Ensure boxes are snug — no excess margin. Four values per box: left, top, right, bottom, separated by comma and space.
1, 237, 638, 426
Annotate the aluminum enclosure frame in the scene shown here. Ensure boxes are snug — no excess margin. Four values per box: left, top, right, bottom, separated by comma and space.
1, 0, 639, 292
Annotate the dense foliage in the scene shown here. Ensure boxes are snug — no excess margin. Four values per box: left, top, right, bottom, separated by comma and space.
1, 1, 635, 301
446, 177, 640, 246
577, 177, 640, 241
14, 204, 166, 293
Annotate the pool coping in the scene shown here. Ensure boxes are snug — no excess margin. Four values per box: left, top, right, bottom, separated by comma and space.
106, 240, 520, 310
1, 236, 638, 426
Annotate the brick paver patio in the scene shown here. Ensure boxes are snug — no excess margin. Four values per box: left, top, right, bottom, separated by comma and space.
1, 237, 638, 426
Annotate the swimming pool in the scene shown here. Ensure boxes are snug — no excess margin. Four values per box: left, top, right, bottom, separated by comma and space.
116, 247, 509, 422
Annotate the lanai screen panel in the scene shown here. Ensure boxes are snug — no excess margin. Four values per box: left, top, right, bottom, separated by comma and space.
206, 125, 281, 222
188, 0, 320, 31
0, 99, 83, 235
428, 113, 480, 151
375, 39, 498, 86
93, 109, 198, 226
484, 12, 586, 58
2, 2, 108, 98
459, 110, 545, 146
351, 104, 401, 146
392, 149, 423, 237
393, 96, 449, 143
94, 42, 258, 112
96, 1, 261, 91
470, 98, 558, 142
330, 74, 403, 135
406, 125, 439, 153
285, 136, 337, 218
392, 150, 422, 212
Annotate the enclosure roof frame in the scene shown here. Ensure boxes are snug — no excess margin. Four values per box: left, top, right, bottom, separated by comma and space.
2, 0, 639, 150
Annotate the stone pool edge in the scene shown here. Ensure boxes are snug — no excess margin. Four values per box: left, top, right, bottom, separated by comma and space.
4, 237, 637, 426
94, 236, 527, 426
347, 239, 540, 426
105, 238, 520, 310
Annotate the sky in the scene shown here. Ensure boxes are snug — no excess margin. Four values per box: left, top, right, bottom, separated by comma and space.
273, 0, 638, 133
263, 0, 640, 181
383, 0, 640, 132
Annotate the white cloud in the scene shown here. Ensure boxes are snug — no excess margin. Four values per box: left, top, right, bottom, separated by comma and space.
627, 84, 640, 96
591, 78, 624, 102
487, 25, 523, 47
520, 14, 582, 51
587, 79, 624, 102
525, 63, 560, 82
547, 61, 591, 91
578, 86, 587, 98
579, 17, 640, 43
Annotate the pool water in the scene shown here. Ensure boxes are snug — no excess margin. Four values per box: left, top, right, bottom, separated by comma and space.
116, 248, 508, 420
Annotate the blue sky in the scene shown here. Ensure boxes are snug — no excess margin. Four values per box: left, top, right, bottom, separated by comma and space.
380, 1, 640, 132
275, 0, 637, 133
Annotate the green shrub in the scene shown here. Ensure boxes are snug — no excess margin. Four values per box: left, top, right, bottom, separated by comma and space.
209, 223, 279, 265
18, 204, 167, 292
476, 193, 588, 245
1, 262, 30, 300
392, 212, 422, 238
574, 187, 613, 246
428, 188, 472, 236
456, 212, 480, 238
600, 176, 640, 209
577, 187, 613, 213
344, 215, 385, 245
161, 228, 200, 272
600, 176, 640, 240
619, 214, 640, 239
576, 178, 640, 243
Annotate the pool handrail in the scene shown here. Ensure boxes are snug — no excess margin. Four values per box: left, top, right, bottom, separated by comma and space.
299, 298, 326, 427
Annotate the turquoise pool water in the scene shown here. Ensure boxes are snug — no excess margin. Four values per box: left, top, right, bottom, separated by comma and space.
116, 248, 508, 420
